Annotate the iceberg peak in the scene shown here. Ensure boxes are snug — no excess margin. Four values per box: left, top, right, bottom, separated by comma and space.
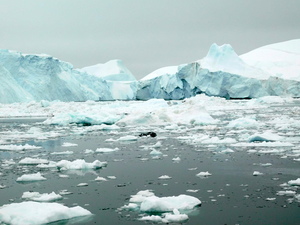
200, 43, 244, 73
80, 59, 136, 82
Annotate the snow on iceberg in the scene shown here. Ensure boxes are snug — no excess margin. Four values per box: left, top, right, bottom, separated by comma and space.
16, 172, 47, 182
80, 59, 136, 81
56, 159, 107, 170
240, 39, 300, 82
22, 191, 63, 202
0, 201, 92, 225
138, 40, 300, 100
80, 59, 138, 100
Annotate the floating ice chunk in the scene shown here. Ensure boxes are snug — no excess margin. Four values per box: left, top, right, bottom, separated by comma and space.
59, 190, 73, 195
232, 142, 293, 147
107, 176, 116, 179
36, 161, 57, 169
59, 174, 69, 178
158, 175, 172, 180
248, 131, 283, 142
150, 149, 162, 155
77, 183, 88, 187
253, 171, 263, 176
277, 190, 296, 196
121, 203, 139, 210
16, 172, 47, 182
266, 198, 276, 201
45, 112, 122, 126
139, 210, 189, 223
140, 194, 201, 212
186, 189, 199, 193
220, 148, 234, 153
227, 117, 260, 128
288, 178, 300, 186
196, 171, 212, 177
129, 190, 155, 203
259, 163, 272, 167
0, 144, 42, 151
95, 176, 107, 181
117, 135, 138, 141
56, 159, 107, 170
19, 157, 49, 165
62, 142, 78, 147
51, 151, 74, 155
95, 147, 119, 153
84, 149, 94, 154
172, 157, 181, 162
22, 191, 63, 202
0, 201, 92, 225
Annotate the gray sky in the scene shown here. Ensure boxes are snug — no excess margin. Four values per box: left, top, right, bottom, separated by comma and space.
0, 0, 299, 79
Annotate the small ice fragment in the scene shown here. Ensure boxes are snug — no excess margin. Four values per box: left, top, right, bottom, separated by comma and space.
196, 171, 212, 177
95, 176, 107, 181
77, 183, 88, 187
253, 171, 263, 176
62, 142, 78, 147
158, 175, 172, 180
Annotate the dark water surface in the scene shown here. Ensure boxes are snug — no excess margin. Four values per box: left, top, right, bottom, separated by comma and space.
0, 101, 300, 225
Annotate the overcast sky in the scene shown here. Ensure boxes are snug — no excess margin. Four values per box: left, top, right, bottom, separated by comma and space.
0, 0, 299, 79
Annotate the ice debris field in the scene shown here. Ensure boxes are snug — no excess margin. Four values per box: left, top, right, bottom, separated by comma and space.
0, 39, 299, 224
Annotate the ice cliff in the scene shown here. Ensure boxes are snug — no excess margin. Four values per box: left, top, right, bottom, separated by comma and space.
0, 39, 299, 103
0, 50, 115, 103
137, 40, 300, 100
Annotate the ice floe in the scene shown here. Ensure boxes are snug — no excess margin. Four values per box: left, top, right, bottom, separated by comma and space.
0, 201, 92, 225
22, 191, 63, 202
121, 190, 200, 223
56, 159, 107, 170
16, 172, 47, 182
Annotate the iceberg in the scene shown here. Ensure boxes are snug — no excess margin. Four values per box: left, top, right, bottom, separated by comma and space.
0, 201, 92, 225
121, 190, 200, 223
80, 59, 138, 100
56, 159, 107, 170
1, 39, 299, 103
137, 40, 300, 100
0, 49, 114, 103
21, 191, 63, 202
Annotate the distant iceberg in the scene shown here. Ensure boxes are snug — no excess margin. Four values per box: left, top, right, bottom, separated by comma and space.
137, 39, 300, 100
80, 59, 138, 100
0, 39, 299, 103
0, 49, 113, 103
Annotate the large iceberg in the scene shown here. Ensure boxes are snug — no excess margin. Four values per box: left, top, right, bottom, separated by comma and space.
137, 40, 300, 100
0, 50, 114, 103
80, 59, 138, 100
0, 39, 299, 103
